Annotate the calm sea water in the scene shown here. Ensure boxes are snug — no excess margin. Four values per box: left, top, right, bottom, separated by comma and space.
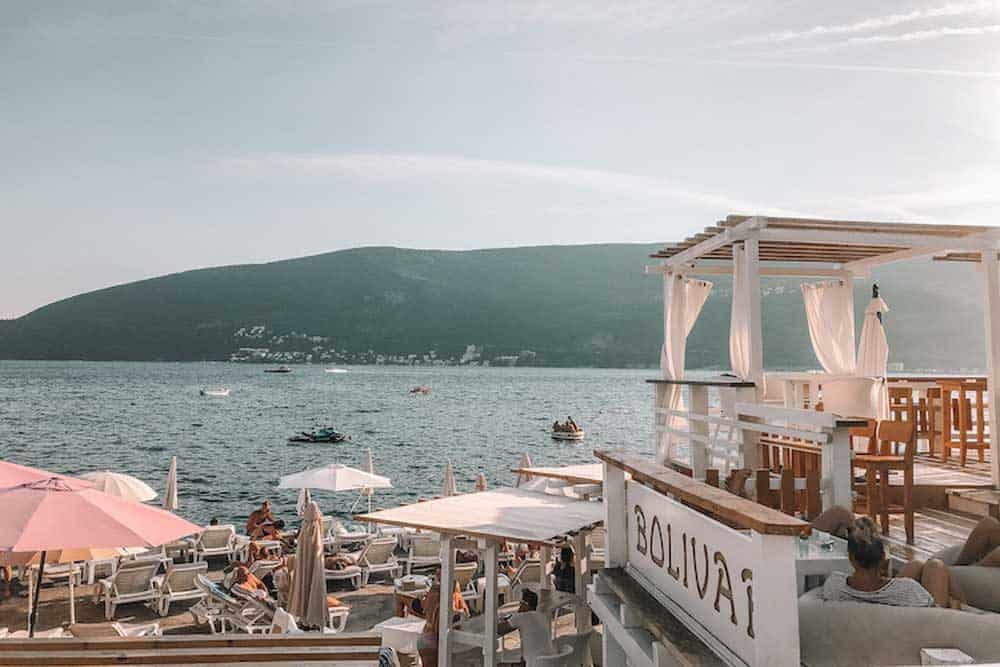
0, 362, 654, 526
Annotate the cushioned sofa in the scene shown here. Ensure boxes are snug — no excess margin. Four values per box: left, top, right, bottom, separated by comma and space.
932, 544, 1000, 613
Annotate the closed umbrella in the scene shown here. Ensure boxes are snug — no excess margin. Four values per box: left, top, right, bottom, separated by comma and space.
515, 453, 533, 487
79, 471, 157, 503
443, 461, 457, 497
475, 472, 487, 492
858, 285, 891, 419
0, 476, 201, 635
288, 501, 328, 629
296, 488, 312, 517
162, 457, 178, 512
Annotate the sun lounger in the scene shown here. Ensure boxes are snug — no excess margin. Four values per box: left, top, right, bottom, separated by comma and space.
95, 561, 160, 620
324, 562, 363, 590
154, 561, 209, 616
248, 558, 282, 581
68, 621, 162, 638
192, 524, 241, 563
194, 574, 274, 634
404, 533, 441, 574
452, 562, 479, 613
328, 602, 350, 633
333, 520, 372, 548
345, 536, 401, 586
229, 585, 278, 634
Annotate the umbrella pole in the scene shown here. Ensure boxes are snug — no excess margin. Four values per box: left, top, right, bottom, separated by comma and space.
29, 551, 45, 638
68, 562, 76, 625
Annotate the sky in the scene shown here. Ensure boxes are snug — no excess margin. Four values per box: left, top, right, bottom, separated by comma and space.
1, 1, 999, 318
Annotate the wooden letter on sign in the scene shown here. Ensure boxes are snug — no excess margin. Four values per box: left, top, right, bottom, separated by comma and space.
624, 480, 800, 666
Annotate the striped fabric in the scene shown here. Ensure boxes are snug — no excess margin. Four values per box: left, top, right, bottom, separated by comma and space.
821, 572, 935, 607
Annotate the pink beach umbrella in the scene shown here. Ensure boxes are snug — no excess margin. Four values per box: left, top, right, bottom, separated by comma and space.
0, 461, 81, 489
0, 476, 202, 636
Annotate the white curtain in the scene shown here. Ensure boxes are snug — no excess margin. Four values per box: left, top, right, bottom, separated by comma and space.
729, 244, 751, 380
801, 280, 857, 375
658, 273, 713, 464
857, 295, 891, 419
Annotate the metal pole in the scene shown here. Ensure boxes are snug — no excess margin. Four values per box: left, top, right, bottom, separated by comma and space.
29, 551, 46, 638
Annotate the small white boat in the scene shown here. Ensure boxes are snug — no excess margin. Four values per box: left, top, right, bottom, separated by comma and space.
325, 368, 349, 374
551, 429, 585, 441
200, 388, 231, 397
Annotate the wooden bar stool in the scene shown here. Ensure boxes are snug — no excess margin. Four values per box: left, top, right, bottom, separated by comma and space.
854, 420, 916, 544
939, 379, 989, 466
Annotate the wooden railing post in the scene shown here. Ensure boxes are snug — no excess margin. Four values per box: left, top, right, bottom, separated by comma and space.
603, 461, 627, 568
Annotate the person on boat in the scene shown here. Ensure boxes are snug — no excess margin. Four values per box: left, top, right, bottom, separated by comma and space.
821, 516, 938, 607
553, 420, 561, 433
246, 500, 274, 536
567, 416, 579, 432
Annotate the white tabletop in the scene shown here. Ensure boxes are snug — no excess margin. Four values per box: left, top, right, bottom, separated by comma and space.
374, 616, 426, 653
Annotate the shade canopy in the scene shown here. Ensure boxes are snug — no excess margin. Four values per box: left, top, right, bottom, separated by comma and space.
277, 464, 392, 492
0, 477, 201, 552
356, 486, 603, 545
79, 471, 157, 503
511, 463, 603, 485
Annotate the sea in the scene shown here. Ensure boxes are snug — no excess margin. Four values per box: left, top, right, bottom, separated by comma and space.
0, 361, 655, 526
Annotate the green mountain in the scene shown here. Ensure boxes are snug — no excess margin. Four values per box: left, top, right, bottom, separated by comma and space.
0, 244, 989, 370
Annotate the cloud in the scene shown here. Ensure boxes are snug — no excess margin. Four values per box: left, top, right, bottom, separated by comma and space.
226, 152, 794, 215
776, 23, 1000, 54
731, 1, 994, 45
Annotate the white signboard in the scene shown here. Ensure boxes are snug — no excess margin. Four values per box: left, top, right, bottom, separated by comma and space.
625, 480, 800, 666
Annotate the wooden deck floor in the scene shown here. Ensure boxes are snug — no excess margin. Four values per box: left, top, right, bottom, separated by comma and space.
913, 452, 993, 487
882, 507, 984, 563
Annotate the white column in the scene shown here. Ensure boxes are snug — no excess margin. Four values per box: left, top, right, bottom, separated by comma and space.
752, 533, 801, 665
483, 541, 499, 667
539, 545, 551, 591
823, 425, 853, 510
572, 532, 589, 634
438, 535, 455, 667
983, 252, 1000, 487
690, 385, 709, 478
744, 236, 764, 394
603, 461, 627, 568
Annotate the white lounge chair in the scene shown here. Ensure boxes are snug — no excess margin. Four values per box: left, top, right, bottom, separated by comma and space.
328, 600, 350, 633
192, 525, 240, 563
324, 562, 363, 590
249, 558, 282, 581
405, 533, 441, 574
194, 574, 273, 634
68, 621, 162, 638
229, 585, 278, 634
346, 536, 400, 586
154, 561, 208, 616
96, 561, 160, 620
453, 562, 479, 613
333, 520, 372, 548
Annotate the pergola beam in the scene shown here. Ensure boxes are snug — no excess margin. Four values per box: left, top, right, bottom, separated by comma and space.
646, 263, 850, 278
843, 229, 1000, 273
664, 216, 765, 268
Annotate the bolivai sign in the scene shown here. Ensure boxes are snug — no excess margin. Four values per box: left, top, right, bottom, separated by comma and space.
625, 480, 800, 666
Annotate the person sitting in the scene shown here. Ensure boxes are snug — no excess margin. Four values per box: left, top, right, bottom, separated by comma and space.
821, 516, 936, 607
251, 518, 286, 541
415, 576, 470, 665
567, 416, 578, 432
553, 420, 561, 433
246, 500, 274, 537
553, 546, 575, 593
209, 517, 220, 526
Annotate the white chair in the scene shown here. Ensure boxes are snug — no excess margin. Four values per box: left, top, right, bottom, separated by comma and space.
508, 559, 542, 605
348, 537, 401, 586
270, 608, 303, 635
453, 562, 479, 613
324, 562, 363, 590
68, 621, 162, 638
192, 525, 240, 563
154, 561, 208, 616
249, 558, 282, 581
511, 611, 573, 667
405, 533, 441, 574
328, 601, 350, 633
192, 575, 241, 634
554, 629, 594, 667
229, 585, 277, 634
320, 517, 338, 553
96, 562, 160, 620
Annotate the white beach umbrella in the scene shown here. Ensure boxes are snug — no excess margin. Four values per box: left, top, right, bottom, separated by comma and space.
277, 464, 392, 492
443, 461, 457, 497
475, 472, 488, 492
288, 501, 328, 629
365, 448, 376, 514
515, 453, 533, 487
79, 471, 157, 503
857, 287, 890, 419
162, 456, 178, 512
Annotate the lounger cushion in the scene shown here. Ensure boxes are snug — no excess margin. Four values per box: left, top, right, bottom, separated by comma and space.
325, 565, 362, 577
933, 545, 1000, 613
798, 587, 1000, 666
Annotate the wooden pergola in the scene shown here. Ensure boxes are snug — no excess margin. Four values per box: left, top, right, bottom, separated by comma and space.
649, 214, 1000, 486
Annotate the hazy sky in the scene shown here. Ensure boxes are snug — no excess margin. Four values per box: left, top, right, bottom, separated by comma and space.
2, 1, 999, 317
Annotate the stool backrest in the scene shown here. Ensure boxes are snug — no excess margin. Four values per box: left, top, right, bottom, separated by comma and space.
875, 420, 916, 459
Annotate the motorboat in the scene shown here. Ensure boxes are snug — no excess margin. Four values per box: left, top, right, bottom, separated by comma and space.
288, 427, 349, 444
264, 366, 293, 373
325, 368, 349, 374
409, 386, 431, 395
551, 429, 585, 441
199, 388, 231, 397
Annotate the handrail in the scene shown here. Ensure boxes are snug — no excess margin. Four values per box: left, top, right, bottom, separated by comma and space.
595, 449, 809, 536
646, 377, 755, 388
